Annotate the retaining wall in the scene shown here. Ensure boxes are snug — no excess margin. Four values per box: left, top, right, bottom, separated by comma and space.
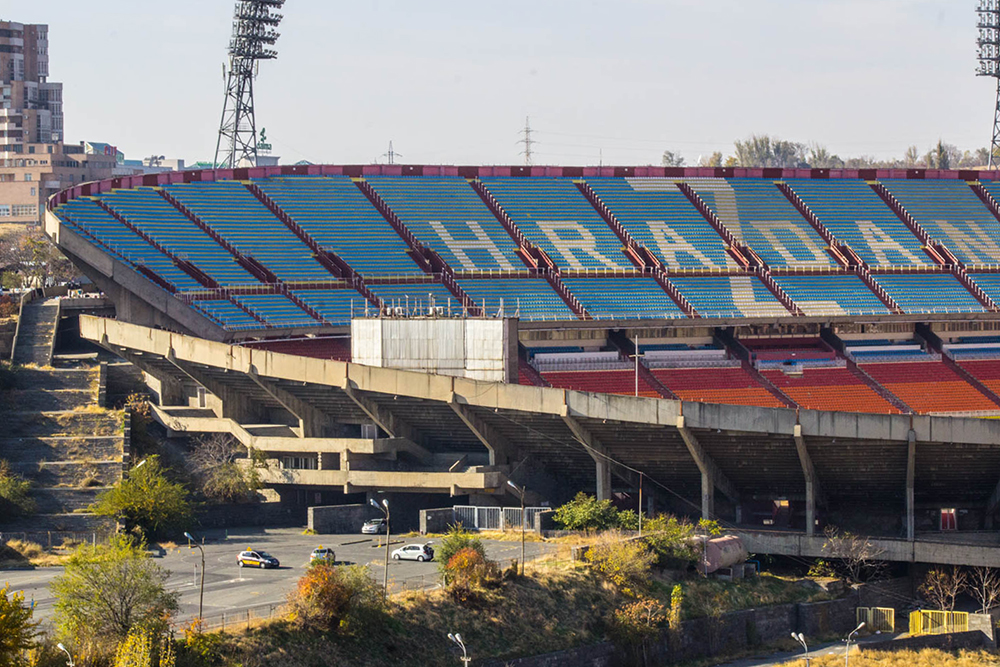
308, 503, 383, 534
420, 507, 455, 534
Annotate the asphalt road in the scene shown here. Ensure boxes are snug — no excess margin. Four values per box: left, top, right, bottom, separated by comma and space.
1, 527, 554, 626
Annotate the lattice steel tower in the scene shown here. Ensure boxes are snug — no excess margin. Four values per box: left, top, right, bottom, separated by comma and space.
214, 0, 285, 169
978, 0, 1000, 168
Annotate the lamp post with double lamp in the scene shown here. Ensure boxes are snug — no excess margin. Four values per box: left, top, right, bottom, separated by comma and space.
792, 632, 809, 667
448, 632, 471, 666
370, 497, 390, 601
506, 480, 526, 576
184, 531, 205, 622
844, 621, 865, 667
56, 642, 75, 667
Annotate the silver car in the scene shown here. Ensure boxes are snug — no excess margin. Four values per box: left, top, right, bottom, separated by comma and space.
391, 543, 434, 562
362, 518, 387, 534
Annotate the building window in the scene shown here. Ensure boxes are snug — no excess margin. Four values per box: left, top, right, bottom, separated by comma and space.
940, 508, 957, 531
30, 187, 36, 196
28, 146, 34, 154
24, 173, 31, 181
281, 456, 318, 470
11, 204, 37, 217
0, 205, 10, 217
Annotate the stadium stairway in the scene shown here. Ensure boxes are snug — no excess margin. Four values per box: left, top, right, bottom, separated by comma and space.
607, 330, 678, 399
818, 328, 913, 413
12, 296, 60, 367
715, 329, 796, 408
0, 358, 123, 531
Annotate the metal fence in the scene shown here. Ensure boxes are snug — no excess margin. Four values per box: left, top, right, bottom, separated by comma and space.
908, 610, 968, 636
0, 530, 113, 549
856, 606, 895, 633
453, 506, 548, 532
173, 602, 282, 634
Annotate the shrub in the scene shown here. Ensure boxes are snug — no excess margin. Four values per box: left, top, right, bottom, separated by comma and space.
90, 455, 192, 540
553, 492, 620, 531
584, 532, 656, 597
445, 546, 500, 606
0, 293, 18, 318
189, 433, 266, 503
437, 524, 486, 582
0, 459, 35, 519
0, 584, 39, 666
610, 596, 666, 647
113, 626, 175, 667
287, 563, 384, 634
642, 515, 699, 567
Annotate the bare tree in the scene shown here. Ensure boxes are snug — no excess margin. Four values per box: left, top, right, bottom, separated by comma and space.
821, 526, 887, 583
661, 150, 686, 167
919, 566, 967, 611
967, 566, 1000, 614
189, 433, 267, 503
698, 151, 723, 168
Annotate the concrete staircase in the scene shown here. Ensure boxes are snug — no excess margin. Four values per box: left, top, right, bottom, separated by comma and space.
12, 296, 60, 366
0, 361, 124, 531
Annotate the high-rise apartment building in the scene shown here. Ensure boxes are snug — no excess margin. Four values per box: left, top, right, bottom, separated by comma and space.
0, 21, 114, 227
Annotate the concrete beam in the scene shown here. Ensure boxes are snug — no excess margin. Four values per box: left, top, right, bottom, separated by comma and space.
449, 395, 515, 466
677, 415, 740, 520
561, 415, 612, 501
111, 346, 186, 406
793, 424, 822, 536
165, 349, 262, 423
907, 429, 916, 541
255, 464, 504, 495
247, 366, 331, 438
341, 384, 420, 445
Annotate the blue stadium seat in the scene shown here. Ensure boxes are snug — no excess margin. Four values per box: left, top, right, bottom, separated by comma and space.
772, 275, 890, 316
585, 178, 734, 270
670, 275, 790, 318
784, 179, 929, 267
456, 278, 577, 320
888, 179, 1000, 267
254, 176, 423, 277
479, 178, 630, 269
55, 198, 203, 292
191, 299, 261, 330
873, 273, 985, 313
292, 289, 372, 324
367, 283, 458, 312
366, 176, 522, 272
560, 277, 686, 319
683, 178, 835, 268
233, 293, 321, 328
100, 187, 258, 287
966, 273, 1000, 305
164, 181, 332, 282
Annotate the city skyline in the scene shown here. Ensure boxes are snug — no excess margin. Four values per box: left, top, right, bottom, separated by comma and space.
11, 0, 992, 167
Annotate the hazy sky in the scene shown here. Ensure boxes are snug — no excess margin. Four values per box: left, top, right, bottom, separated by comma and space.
14, 0, 993, 166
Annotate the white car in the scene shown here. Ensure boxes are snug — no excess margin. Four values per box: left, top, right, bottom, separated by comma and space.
391, 543, 435, 562
310, 547, 336, 564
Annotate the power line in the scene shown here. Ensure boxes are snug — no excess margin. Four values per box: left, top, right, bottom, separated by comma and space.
518, 116, 536, 166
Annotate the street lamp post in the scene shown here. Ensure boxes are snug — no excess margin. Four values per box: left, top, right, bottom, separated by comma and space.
184, 531, 205, 622
792, 632, 809, 667
845, 621, 865, 667
506, 480, 526, 576
448, 632, 471, 666
56, 643, 75, 667
370, 497, 390, 601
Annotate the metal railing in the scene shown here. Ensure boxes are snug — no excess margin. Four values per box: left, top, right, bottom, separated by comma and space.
908, 609, 968, 636
857, 606, 895, 633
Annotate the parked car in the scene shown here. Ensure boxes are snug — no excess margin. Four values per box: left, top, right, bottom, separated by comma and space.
237, 549, 279, 568
362, 518, 387, 534
310, 546, 336, 565
391, 543, 434, 562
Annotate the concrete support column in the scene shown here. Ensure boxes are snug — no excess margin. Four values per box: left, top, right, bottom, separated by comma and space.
793, 424, 820, 537
595, 455, 612, 502
906, 429, 916, 541
700, 471, 714, 521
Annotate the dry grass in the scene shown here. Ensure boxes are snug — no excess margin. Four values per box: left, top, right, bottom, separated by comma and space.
0, 539, 71, 567
789, 648, 999, 666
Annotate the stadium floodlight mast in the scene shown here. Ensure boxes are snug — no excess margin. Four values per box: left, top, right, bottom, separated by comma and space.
978, 0, 1000, 168
214, 0, 285, 169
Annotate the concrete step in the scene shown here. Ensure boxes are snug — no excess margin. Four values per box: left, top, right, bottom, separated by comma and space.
4, 411, 122, 438
29, 487, 112, 513
0, 389, 96, 412
10, 460, 123, 487
0, 435, 125, 463
11, 368, 96, 391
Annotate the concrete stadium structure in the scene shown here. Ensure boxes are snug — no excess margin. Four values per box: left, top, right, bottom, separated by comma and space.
37, 163, 1000, 553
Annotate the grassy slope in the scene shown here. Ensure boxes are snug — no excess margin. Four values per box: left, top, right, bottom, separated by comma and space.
178, 557, 835, 667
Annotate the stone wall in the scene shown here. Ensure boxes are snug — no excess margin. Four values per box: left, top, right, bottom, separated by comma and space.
309, 503, 383, 534
197, 501, 304, 529
862, 630, 987, 653
420, 507, 455, 534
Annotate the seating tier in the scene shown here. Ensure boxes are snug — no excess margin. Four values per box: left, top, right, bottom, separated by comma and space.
541, 369, 661, 398
872, 274, 985, 314
956, 359, 1000, 396
772, 275, 889, 316
457, 278, 577, 320
761, 367, 898, 413
559, 277, 686, 320
651, 367, 785, 407
670, 275, 789, 318
860, 361, 997, 413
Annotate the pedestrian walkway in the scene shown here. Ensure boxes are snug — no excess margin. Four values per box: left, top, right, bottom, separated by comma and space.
12, 296, 60, 366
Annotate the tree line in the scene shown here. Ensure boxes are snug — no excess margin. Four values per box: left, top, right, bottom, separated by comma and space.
663, 135, 992, 170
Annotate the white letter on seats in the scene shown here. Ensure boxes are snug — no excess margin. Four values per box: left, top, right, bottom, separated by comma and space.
535, 220, 625, 269
856, 220, 927, 266
645, 221, 724, 269
428, 220, 516, 271
750, 221, 830, 267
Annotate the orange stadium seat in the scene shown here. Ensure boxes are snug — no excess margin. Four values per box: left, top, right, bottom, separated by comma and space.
761, 367, 898, 414
861, 361, 998, 413
541, 369, 661, 398
652, 367, 785, 408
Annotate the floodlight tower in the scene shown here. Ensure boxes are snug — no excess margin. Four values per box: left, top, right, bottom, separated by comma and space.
977, 0, 1000, 168
214, 0, 285, 169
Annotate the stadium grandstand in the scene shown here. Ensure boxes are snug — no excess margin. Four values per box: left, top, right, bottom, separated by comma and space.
41, 163, 1000, 543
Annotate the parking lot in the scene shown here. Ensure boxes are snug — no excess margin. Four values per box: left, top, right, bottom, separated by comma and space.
2, 526, 556, 625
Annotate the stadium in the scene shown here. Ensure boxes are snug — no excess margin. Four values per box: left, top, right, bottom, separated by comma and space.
36, 160, 1000, 558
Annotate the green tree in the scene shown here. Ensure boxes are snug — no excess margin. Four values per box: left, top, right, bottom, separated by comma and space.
0, 584, 39, 666
584, 533, 656, 597
0, 459, 35, 520
189, 433, 267, 503
52, 535, 178, 661
699, 151, 723, 167
661, 150, 686, 167
733, 134, 806, 168
552, 492, 620, 530
90, 455, 192, 540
